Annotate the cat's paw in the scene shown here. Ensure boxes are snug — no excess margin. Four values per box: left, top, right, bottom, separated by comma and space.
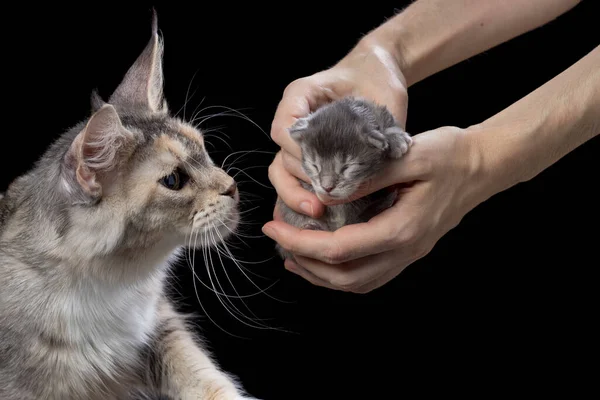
384, 126, 413, 158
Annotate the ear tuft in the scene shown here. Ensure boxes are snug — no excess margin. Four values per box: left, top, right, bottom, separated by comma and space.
108, 10, 167, 114
90, 89, 106, 112
63, 105, 135, 204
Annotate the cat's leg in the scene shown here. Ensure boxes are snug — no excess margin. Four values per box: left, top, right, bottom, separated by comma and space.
383, 126, 413, 158
144, 297, 259, 400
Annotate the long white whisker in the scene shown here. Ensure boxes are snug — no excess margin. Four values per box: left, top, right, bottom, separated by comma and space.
226, 167, 273, 189
208, 225, 274, 328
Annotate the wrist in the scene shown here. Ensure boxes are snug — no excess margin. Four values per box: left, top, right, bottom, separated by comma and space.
464, 116, 545, 207
359, 23, 414, 86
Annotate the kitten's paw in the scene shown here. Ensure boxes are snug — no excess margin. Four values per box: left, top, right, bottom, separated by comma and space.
384, 126, 413, 158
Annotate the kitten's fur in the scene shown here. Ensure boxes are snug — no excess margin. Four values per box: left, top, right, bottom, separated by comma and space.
276, 97, 412, 259
0, 13, 258, 400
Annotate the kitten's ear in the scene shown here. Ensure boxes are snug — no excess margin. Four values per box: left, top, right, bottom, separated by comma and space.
366, 129, 389, 151
63, 104, 135, 204
288, 116, 311, 141
108, 10, 167, 114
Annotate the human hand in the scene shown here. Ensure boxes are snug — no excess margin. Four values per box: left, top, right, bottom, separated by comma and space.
263, 126, 490, 293
269, 37, 408, 218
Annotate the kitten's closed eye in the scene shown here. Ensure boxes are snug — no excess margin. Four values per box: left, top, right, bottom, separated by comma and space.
159, 168, 190, 191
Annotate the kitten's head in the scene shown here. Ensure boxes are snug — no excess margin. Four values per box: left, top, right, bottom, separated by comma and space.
288, 99, 392, 201
20, 12, 239, 261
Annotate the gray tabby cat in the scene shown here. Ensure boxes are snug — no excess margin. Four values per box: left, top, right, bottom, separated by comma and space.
0, 12, 259, 400
276, 97, 412, 260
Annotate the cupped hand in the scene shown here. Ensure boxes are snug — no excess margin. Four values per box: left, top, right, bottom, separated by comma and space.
263, 127, 489, 293
269, 39, 408, 218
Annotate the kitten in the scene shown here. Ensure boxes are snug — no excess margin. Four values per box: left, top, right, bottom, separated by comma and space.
0, 12, 259, 400
276, 97, 412, 260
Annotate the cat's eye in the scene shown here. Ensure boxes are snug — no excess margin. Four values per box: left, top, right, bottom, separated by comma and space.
159, 168, 189, 191
311, 163, 320, 172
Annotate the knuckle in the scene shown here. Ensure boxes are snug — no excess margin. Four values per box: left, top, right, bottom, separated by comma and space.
283, 78, 305, 96
351, 285, 374, 295
330, 272, 358, 292
270, 122, 286, 144
267, 161, 278, 184
322, 240, 347, 265
394, 223, 420, 247
413, 242, 433, 260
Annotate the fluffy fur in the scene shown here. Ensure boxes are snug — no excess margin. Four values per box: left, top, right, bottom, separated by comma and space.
0, 12, 258, 400
276, 97, 413, 260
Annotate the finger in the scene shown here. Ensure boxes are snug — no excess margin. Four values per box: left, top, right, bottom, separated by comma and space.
282, 150, 310, 183
270, 81, 317, 159
293, 247, 411, 292
284, 259, 339, 290
262, 204, 405, 264
351, 264, 409, 294
268, 152, 324, 218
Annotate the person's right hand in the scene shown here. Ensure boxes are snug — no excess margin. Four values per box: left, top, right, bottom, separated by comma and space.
269, 38, 409, 218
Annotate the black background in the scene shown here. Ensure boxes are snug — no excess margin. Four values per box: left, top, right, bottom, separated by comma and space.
2, 2, 599, 398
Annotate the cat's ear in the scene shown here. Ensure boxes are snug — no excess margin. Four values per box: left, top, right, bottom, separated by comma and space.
108, 10, 167, 114
63, 104, 135, 204
365, 129, 389, 151
90, 89, 106, 112
288, 116, 311, 141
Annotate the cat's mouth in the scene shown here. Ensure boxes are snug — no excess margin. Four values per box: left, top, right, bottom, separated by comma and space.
315, 187, 357, 203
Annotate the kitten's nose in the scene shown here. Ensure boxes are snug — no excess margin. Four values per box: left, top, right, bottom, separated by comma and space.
221, 181, 237, 198
323, 185, 335, 193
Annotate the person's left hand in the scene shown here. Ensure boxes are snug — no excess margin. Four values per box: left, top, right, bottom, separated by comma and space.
262, 126, 491, 293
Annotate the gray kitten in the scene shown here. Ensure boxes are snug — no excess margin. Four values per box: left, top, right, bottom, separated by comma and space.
0, 12, 259, 400
276, 97, 412, 260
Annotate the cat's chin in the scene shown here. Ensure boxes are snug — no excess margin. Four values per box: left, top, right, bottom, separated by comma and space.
315, 190, 357, 203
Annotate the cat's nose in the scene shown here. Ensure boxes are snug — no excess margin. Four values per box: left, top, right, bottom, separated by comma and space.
221, 181, 237, 198
323, 185, 335, 193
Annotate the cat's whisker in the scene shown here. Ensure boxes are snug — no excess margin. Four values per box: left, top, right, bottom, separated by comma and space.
228, 165, 271, 177
202, 133, 234, 151
237, 190, 265, 199
212, 223, 291, 304
218, 215, 265, 240
191, 105, 270, 141
188, 229, 245, 339
207, 226, 274, 328
226, 167, 273, 190
220, 149, 276, 170
175, 68, 201, 119
204, 230, 247, 323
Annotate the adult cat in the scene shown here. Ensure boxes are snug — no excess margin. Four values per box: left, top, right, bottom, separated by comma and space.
0, 11, 257, 400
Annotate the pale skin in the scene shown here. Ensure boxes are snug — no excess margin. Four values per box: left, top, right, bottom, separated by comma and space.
263, 0, 599, 293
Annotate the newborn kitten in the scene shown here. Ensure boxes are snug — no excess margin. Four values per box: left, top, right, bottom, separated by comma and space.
0, 13, 258, 400
276, 97, 412, 260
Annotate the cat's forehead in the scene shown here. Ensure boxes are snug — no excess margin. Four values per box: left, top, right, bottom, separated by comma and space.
124, 115, 208, 165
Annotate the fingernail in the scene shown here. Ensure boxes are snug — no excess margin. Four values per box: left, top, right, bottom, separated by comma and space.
299, 201, 313, 216
261, 225, 276, 238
